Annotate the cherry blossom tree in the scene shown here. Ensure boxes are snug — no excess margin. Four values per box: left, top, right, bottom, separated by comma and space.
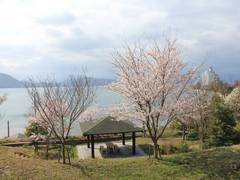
25, 75, 94, 164
78, 105, 102, 122
25, 116, 48, 154
26, 110, 54, 159
78, 104, 132, 122
176, 115, 195, 141
225, 86, 240, 119
0, 95, 6, 105
188, 89, 211, 150
0, 95, 6, 120
196, 90, 211, 150
107, 40, 199, 158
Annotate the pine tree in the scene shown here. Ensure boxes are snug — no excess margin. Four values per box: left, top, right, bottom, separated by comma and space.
208, 95, 237, 146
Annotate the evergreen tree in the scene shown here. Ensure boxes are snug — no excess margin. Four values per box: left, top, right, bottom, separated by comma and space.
208, 96, 237, 146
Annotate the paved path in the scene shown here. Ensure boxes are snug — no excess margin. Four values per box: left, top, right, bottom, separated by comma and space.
77, 141, 145, 159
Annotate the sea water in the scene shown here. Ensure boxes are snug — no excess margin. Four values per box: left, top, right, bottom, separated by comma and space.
0, 87, 122, 137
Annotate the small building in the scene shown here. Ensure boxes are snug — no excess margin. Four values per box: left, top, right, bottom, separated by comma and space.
80, 116, 143, 158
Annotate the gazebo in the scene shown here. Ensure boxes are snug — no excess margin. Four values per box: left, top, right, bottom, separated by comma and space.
80, 116, 143, 158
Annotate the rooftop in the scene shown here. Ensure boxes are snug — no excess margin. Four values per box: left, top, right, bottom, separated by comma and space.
80, 116, 143, 136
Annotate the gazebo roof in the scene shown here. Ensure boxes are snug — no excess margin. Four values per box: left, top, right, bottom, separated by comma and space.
80, 116, 142, 136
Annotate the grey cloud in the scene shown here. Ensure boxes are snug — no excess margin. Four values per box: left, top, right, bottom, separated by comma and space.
27, 54, 113, 80
0, 45, 40, 59
56, 28, 113, 53
135, 0, 240, 80
1, 0, 240, 81
45, 29, 65, 38
37, 12, 76, 25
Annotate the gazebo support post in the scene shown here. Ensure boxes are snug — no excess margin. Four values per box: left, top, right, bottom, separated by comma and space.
87, 135, 90, 148
132, 132, 136, 155
91, 135, 95, 158
122, 133, 125, 145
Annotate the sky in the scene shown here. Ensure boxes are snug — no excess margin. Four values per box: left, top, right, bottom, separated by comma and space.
0, 0, 239, 81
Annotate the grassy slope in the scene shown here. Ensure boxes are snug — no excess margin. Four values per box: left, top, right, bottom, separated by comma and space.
0, 140, 240, 179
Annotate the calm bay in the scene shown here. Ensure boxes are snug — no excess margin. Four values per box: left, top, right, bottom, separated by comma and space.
0, 87, 122, 137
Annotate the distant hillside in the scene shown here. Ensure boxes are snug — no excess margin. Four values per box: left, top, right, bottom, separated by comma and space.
0, 73, 23, 88
0, 73, 114, 88
220, 74, 240, 83
63, 77, 114, 86
89, 77, 114, 86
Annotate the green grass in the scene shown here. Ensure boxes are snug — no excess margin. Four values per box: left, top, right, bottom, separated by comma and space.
166, 148, 240, 179
137, 137, 199, 155
31, 144, 79, 160
69, 145, 78, 160
0, 141, 240, 179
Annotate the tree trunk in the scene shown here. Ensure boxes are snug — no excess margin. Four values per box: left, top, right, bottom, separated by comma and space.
67, 148, 71, 164
153, 140, 159, 159
199, 125, 204, 151
45, 131, 52, 160
61, 143, 66, 164
33, 142, 38, 154
45, 137, 50, 160
142, 122, 146, 137
200, 134, 203, 151
182, 125, 186, 141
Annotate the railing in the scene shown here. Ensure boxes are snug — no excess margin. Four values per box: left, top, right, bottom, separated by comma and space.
0, 134, 140, 147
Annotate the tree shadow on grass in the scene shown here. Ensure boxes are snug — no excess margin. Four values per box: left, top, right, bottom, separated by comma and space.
138, 144, 154, 156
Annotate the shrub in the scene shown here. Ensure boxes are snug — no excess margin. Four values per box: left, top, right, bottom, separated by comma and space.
160, 141, 190, 154
207, 103, 238, 147
179, 142, 189, 153
161, 144, 178, 154
187, 131, 199, 140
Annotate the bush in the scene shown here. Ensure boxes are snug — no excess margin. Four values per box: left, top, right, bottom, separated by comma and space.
179, 142, 189, 153
161, 144, 178, 154
187, 131, 199, 140
207, 103, 238, 147
160, 141, 190, 154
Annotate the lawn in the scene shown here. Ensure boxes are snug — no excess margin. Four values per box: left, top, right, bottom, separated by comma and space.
0, 139, 239, 179
136, 136, 199, 155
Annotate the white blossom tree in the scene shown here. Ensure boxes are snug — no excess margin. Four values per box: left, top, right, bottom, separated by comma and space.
25, 75, 94, 164
26, 110, 54, 159
0, 95, 6, 120
107, 40, 199, 158
176, 114, 195, 141
225, 86, 240, 119
25, 116, 48, 154
79, 105, 102, 122
189, 89, 211, 150
0, 95, 6, 105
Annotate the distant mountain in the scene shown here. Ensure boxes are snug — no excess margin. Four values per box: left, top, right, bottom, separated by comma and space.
220, 74, 240, 84
0, 73, 23, 88
0, 73, 114, 88
88, 77, 114, 86
63, 77, 114, 86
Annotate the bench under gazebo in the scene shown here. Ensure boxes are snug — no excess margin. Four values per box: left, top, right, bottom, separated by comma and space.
80, 116, 143, 158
